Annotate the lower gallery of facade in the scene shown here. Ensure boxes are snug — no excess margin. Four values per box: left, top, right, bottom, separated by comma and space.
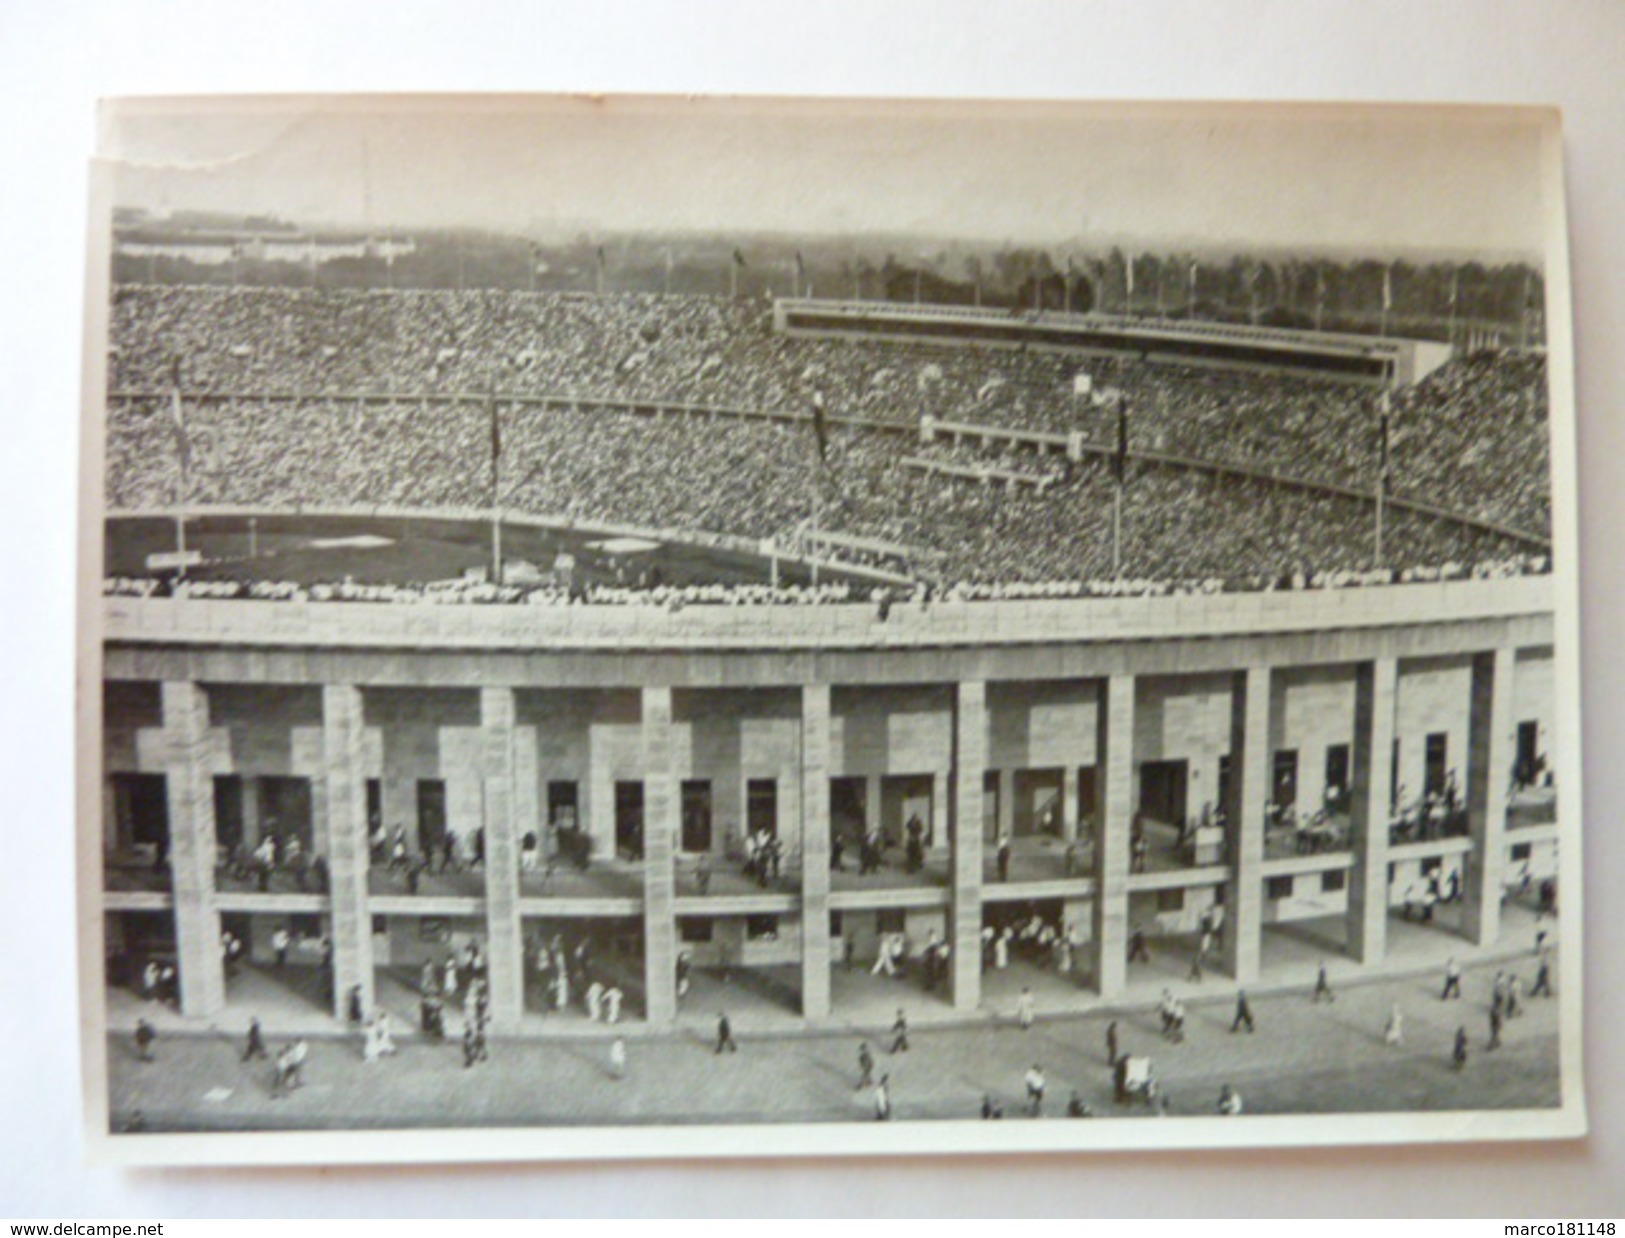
96, 580, 1560, 1035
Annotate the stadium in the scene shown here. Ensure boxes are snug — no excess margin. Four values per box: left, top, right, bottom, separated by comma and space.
94, 270, 1562, 1118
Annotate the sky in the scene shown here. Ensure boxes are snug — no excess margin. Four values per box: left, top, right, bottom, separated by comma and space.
100, 96, 1553, 260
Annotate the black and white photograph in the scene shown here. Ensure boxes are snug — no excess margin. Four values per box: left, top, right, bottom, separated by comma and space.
77, 95, 1584, 1163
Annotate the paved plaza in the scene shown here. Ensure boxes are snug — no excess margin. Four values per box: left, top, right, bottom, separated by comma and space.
107, 937, 1561, 1132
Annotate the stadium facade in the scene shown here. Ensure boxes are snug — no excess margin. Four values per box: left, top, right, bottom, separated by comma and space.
98, 573, 1557, 1033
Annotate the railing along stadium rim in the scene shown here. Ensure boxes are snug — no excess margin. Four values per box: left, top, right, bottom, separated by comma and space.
107, 388, 1553, 551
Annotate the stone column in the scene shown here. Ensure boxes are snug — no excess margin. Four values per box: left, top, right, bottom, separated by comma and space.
799, 685, 833, 1019
641, 687, 679, 1023
1093, 675, 1134, 999
1347, 658, 1398, 964
865, 773, 883, 839
1222, 667, 1270, 984
1464, 648, 1516, 946
931, 770, 949, 849
997, 768, 1015, 841
480, 687, 525, 1033
160, 681, 225, 1019
241, 777, 261, 848
323, 684, 373, 1022
949, 681, 987, 1010
1062, 765, 1080, 842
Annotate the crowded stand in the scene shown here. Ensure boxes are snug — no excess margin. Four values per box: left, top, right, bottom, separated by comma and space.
106, 284, 1553, 599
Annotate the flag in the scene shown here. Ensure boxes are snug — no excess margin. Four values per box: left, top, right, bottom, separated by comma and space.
810, 389, 829, 464
488, 393, 502, 495
1124, 252, 1135, 297
733, 247, 747, 268
1115, 398, 1128, 485
1448, 268, 1459, 307
1377, 390, 1391, 497
1188, 260, 1198, 297
1382, 265, 1393, 311
795, 250, 806, 287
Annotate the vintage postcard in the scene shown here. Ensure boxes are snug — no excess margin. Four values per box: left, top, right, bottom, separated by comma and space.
78, 96, 1584, 1164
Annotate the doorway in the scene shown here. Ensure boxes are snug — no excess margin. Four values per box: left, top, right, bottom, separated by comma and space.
1138, 759, 1188, 825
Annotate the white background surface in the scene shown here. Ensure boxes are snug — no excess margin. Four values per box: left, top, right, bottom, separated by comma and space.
1, 0, 1621, 1217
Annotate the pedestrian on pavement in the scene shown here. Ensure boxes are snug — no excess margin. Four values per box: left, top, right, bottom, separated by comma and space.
1312, 960, 1335, 1003
1106, 1019, 1119, 1064
609, 1036, 627, 1081
1531, 954, 1553, 998
1217, 1084, 1243, 1116
1507, 975, 1523, 1019
856, 1041, 875, 1090
993, 929, 1011, 971
1492, 970, 1508, 1018
889, 1008, 910, 1054
1066, 1091, 1092, 1118
715, 1012, 738, 1054
243, 1016, 267, 1062
1024, 1064, 1046, 1116
1442, 957, 1463, 1000
676, 952, 692, 1001
1488, 1005, 1503, 1051
1230, 989, 1255, 1034
444, 954, 459, 999
1127, 926, 1151, 964
873, 1074, 892, 1121
462, 1019, 480, 1068
134, 1018, 156, 1062
272, 926, 291, 968
1384, 1004, 1404, 1047
996, 834, 1012, 883
272, 1044, 297, 1097
1453, 1025, 1470, 1070
1016, 986, 1035, 1032
285, 1038, 308, 1089
603, 985, 624, 1024
586, 979, 604, 1023
981, 1094, 1003, 1120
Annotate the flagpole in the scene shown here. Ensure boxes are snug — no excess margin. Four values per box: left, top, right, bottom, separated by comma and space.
489, 392, 502, 582
1375, 369, 1391, 567
1112, 393, 1128, 579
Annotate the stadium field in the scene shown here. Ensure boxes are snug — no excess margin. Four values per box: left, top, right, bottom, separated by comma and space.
104, 512, 856, 591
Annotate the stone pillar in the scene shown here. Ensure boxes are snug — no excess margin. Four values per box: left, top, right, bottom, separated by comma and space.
323, 684, 373, 1022
1093, 675, 1134, 999
799, 685, 833, 1019
949, 681, 987, 1010
641, 687, 679, 1023
480, 687, 525, 1033
997, 768, 1015, 841
160, 681, 225, 1019
1222, 667, 1270, 984
1062, 765, 1080, 842
241, 776, 261, 848
587, 722, 615, 861
864, 773, 883, 839
1463, 648, 1515, 946
931, 770, 949, 849
1347, 658, 1397, 964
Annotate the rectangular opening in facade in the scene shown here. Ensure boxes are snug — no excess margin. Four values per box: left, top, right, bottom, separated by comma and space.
681, 779, 713, 852
746, 778, 777, 839
1014, 768, 1065, 837
416, 779, 447, 854
614, 781, 644, 860
1272, 749, 1299, 810
1138, 759, 1188, 826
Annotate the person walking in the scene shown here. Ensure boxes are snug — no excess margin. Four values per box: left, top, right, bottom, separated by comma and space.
715, 1012, 738, 1054
889, 1008, 910, 1054
856, 1041, 875, 1090
1530, 954, 1553, 998
1127, 925, 1151, 964
609, 1036, 627, 1081
1105, 1019, 1120, 1065
1492, 970, 1508, 1018
1016, 986, 1035, 1032
272, 926, 291, 969
873, 1074, 892, 1121
1384, 1004, 1404, 1047
603, 985, 624, 1025
1230, 989, 1255, 1034
1312, 960, 1335, 1003
1442, 957, 1463, 1000
996, 834, 1012, 883
1488, 1004, 1504, 1051
243, 1016, 268, 1062
1453, 1025, 1470, 1070
1506, 975, 1523, 1020
1217, 1084, 1243, 1116
134, 1018, 156, 1063
1066, 1091, 1092, 1118
1024, 1064, 1047, 1117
